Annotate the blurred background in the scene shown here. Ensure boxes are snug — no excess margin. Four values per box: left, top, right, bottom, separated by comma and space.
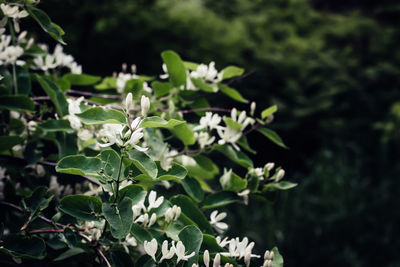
35, 0, 400, 266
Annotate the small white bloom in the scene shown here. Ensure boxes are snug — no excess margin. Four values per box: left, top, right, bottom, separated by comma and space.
174, 241, 195, 263
203, 250, 210, 267
143, 238, 158, 262
122, 234, 137, 253
194, 131, 215, 149
141, 95, 150, 117
159, 149, 178, 171
193, 112, 222, 131
216, 236, 230, 247
209, 210, 228, 234
213, 253, 221, 267
237, 189, 251, 205
164, 205, 181, 222
78, 129, 93, 141
250, 101, 256, 116
146, 190, 164, 211
276, 169, 285, 181
263, 259, 273, 267
264, 162, 275, 172
217, 126, 242, 151
148, 213, 157, 227
125, 93, 133, 111
159, 240, 175, 263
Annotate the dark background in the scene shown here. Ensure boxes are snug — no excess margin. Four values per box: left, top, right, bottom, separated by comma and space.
35, 0, 400, 266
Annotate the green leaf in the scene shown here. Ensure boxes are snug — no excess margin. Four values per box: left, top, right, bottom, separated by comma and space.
28, 7, 66, 44
264, 181, 297, 191
98, 149, 121, 179
54, 132, 78, 158
59, 195, 102, 221
272, 247, 284, 267
16, 66, 31, 95
261, 105, 278, 119
202, 191, 240, 209
118, 185, 146, 204
161, 50, 187, 87
191, 78, 217, 92
170, 195, 213, 234
111, 250, 135, 267
35, 74, 68, 116
1, 235, 46, 259
223, 117, 242, 131
54, 248, 86, 261
257, 128, 288, 149
172, 123, 196, 145
178, 225, 203, 266
63, 74, 101, 86
201, 234, 224, 253
219, 170, 247, 192
183, 61, 199, 71
0, 95, 34, 112
39, 119, 73, 132
127, 150, 158, 179
151, 81, 171, 97
56, 155, 102, 177
165, 223, 184, 241
155, 161, 187, 181
76, 107, 126, 124
0, 136, 23, 151
214, 144, 253, 168
140, 116, 184, 128
221, 66, 244, 80
181, 176, 204, 202
237, 135, 256, 154
103, 198, 133, 239
220, 86, 248, 103
25, 186, 52, 212
95, 77, 117, 90
130, 223, 153, 243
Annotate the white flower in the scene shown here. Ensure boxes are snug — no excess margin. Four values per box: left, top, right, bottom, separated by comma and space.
203, 250, 210, 267
216, 236, 230, 248
143, 238, 158, 262
98, 122, 147, 151
122, 234, 137, 253
174, 241, 195, 263
141, 95, 150, 117
222, 237, 260, 259
159, 149, 178, 171
159, 240, 175, 263
160, 63, 169, 79
83, 221, 102, 242
250, 167, 264, 177
263, 260, 273, 267
229, 108, 255, 131
78, 129, 93, 141
164, 205, 181, 222
250, 101, 256, 116
146, 190, 164, 211
237, 189, 251, 205
0, 43, 23, 65
194, 131, 215, 149
209, 210, 228, 234
190, 62, 223, 83
67, 96, 84, 115
125, 93, 133, 111
0, 4, 28, 19
67, 115, 82, 130
31, 44, 81, 73
217, 126, 242, 151
193, 112, 222, 131
276, 169, 285, 181
70, 62, 82, 74
143, 81, 153, 93
213, 253, 221, 267
264, 162, 275, 172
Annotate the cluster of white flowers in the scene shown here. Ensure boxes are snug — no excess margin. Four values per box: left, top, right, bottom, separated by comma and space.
83, 221, 103, 242
0, 34, 24, 65
0, 3, 28, 33
192, 250, 234, 267
32, 44, 82, 74
164, 204, 181, 222
97, 94, 149, 150
159, 148, 178, 171
192, 107, 255, 151
144, 238, 195, 263
114, 63, 152, 93
262, 250, 275, 267
132, 190, 163, 228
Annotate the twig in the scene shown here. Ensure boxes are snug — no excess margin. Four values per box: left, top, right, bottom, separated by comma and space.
96, 248, 111, 267
67, 89, 121, 100
28, 228, 65, 234
175, 107, 231, 114
243, 122, 262, 136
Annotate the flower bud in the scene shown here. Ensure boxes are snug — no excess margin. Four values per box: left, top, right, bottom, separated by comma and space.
213, 253, 220, 267
125, 92, 133, 111
141, 95, 150, 117
276, 169, 285, 181
264, 162, 275, 172
250, 101, 256, 116
203, 250, 210, 267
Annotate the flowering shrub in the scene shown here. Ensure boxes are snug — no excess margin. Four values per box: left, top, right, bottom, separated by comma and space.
0, 1, 296, 266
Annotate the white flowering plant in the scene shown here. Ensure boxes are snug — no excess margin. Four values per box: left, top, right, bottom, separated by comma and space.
0, 1, 296, 266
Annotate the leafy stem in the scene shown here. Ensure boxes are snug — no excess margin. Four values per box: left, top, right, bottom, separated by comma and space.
113, 152, 125, 204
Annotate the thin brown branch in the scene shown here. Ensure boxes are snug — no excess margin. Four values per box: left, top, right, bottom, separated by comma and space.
243, 122, 262, 136
175, 107, 231, 114
28, 228, 65, 234
67, 89, 121, 100
96, 248, 111, 267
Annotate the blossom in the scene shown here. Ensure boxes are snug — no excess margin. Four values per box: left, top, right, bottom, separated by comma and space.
250, 101, 256, 116
0, 35, 24, 65
194, 112, 222, 131
216, 236, 230, 247
264, 162, 275, 172
164, 205, 181, 222
143, 238, 158, 262
0, 4, 28, 33
146, 190, 164, 211
141, 95, 150, 117
125, 93, 133, 111
217, 126, 242, 151
209, 210, 228, 234
190, 61, 223, 83
203, 250, 210, 267
122, 234, 137, 253
276, 169, 285, 181
159, 240, 175, 263
174, 241, 195, 263
32, 44, 82, 73
212, 253, 221, 267
194, 131, 215, 149
159, 148, 178, 171
237, 189, 251, 205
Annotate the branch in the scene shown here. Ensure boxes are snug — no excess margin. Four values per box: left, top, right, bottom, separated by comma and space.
67, 89, 121, 100
243, 122, 262, 136
175, 107, 231, 114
